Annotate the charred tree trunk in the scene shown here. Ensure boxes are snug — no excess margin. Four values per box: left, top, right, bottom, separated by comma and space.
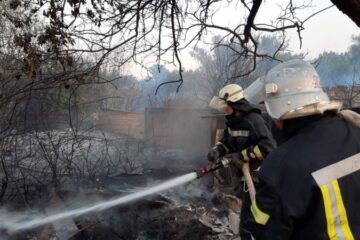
0, 156, 8, 203
331, 0, 360, 27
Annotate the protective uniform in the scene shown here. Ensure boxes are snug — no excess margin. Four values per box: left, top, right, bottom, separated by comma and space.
208, 84, 276, 240
244, 59, 360, 239
208, 84, 276, 166
246, 113, 360, 240
214, 99, 276, 168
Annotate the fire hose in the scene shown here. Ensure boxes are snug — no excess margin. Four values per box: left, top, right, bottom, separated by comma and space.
196, 157, 256, 203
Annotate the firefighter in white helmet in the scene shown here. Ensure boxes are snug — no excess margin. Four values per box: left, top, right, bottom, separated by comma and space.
243, 59, 360, 239
208, 83, 276, 240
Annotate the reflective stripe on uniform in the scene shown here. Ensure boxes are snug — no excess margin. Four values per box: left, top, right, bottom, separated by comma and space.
319, 180, 354, 240
311, 153, 360, 186
311, 153, 359, 240
228, 129, 250, 137
241, 148, 250, 161
333, 181, 354, 239
241, 145, 263, 161
250, 199, 270, 225
253, 145, 264, 160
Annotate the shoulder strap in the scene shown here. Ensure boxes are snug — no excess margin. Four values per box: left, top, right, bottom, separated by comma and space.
339, 109, 360, 128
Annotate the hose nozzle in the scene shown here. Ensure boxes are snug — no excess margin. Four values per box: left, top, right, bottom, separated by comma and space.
196, 159, 229, 179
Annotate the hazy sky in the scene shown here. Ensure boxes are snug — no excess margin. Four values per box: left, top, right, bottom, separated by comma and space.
210, 0, 360, 58
129, 0, 360, 79
278, 0, 360, 58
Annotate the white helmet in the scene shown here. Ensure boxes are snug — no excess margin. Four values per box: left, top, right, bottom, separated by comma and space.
244, 59, 342, 119
209, 84, 245, 111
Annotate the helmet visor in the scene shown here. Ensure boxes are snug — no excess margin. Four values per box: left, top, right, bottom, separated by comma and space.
244, 77, 266, 104
209, 96, 227, 112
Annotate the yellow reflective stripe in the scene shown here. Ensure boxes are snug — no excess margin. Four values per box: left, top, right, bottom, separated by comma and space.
250, 199, 270, 225
253, 145, 264, 160
241, 149, 250, 161
332, 180, 354, 240
320, 181, 354, 240
320, 184, 338, 239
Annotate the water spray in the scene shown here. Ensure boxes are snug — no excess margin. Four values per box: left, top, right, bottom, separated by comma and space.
0, 168, 214, 233
0, 158, 240, 235
2, 172, 198, 233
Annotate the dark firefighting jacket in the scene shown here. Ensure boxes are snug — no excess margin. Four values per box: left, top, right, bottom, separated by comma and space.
216, 99, 276, 162
245, 113, 360, 240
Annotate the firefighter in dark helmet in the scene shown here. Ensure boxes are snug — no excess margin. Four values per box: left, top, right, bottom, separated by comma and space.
243, 59, 360, 239
207, 83, 276, 239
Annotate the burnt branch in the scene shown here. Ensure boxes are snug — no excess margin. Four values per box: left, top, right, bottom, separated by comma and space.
330, 0, 360, 27
243, 0, 262, 43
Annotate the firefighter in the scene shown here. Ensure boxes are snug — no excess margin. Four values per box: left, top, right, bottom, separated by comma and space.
243, 59, 360, 239
207, 83, 276, 239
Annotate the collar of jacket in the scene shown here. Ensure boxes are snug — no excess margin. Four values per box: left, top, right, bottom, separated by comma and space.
282, 112, 337, 140
225, 114, 242, 127
228, 99, 261, 115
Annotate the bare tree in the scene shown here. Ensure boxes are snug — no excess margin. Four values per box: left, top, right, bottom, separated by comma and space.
0, 1, 351, 140
324, 66, 360, 107
2, 0, 338, 93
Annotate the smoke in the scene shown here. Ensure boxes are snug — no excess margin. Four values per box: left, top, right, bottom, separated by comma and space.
145, 107, 213, 164
0, 172, 197, 234
165, 178, 218, 206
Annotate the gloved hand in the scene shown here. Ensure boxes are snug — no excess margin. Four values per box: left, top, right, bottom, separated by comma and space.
224, 152, 245, 169
207, 147, 220, 162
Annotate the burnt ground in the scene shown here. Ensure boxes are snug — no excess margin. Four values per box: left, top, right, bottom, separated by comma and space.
0, 140, 243, 240
2, 173, 242, 240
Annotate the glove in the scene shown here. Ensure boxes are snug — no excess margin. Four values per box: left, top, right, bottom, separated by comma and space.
207, 147, 220, 162
240, 145, 264, 162
225, 146, 265, 170
224, 152, 245, 169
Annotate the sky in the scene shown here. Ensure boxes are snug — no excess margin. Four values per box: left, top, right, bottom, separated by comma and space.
128, 0, 360, 79
280, 0, 360, 58
207, 0, 360, 59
